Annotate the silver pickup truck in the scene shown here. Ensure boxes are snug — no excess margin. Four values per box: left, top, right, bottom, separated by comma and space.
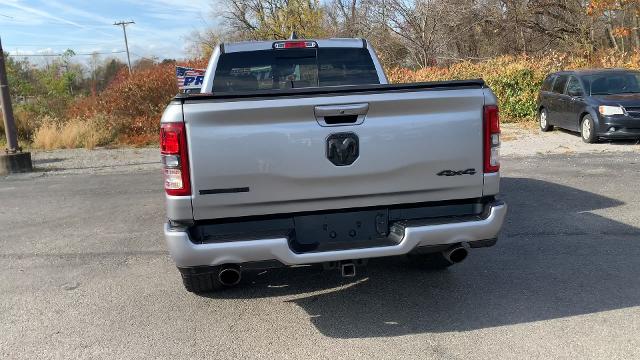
161, 38, 507, 293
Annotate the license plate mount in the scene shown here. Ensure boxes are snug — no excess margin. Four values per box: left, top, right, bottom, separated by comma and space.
292, 209, 390, 253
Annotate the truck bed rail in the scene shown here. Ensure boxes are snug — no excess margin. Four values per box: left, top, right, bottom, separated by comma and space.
174, 79, 486, 103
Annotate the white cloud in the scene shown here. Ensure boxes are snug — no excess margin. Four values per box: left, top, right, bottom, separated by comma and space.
1, 0, 91, 30
8, 47, 55, 56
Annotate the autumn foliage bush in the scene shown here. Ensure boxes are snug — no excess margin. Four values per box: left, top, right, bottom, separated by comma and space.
65, 59, 208, 145
387, 50, 640, 122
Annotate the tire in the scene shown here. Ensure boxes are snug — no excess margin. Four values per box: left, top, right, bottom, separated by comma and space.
580, 114, 597, 143
179, 266, 225, 293
539, 108, 553, 132
407, 252, 453, 270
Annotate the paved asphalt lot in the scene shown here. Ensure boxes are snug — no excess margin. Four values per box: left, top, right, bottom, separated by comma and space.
1, 151, 640, 359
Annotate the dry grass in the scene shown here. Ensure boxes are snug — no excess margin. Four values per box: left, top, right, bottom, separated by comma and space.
32, 116, 114, 150
116, 133, 158, 147
32, 120, 59, 150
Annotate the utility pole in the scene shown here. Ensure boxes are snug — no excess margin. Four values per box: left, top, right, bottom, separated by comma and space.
0, 37, 32, 174
114, 20, 134, 74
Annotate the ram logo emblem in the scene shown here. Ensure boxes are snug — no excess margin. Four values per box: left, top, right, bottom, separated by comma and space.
326, 133, 359, 166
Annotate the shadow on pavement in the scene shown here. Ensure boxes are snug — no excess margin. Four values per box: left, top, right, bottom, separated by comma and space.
207, 177, 640, 338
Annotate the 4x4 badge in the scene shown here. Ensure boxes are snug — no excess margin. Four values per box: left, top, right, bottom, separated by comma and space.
437, 169, 476, 176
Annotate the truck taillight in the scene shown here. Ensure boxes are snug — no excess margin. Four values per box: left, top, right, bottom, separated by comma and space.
161, 122, 191, 196
483, 105, 500, 173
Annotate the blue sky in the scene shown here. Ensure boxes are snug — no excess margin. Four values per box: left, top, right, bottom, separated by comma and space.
0, 0, 217, 63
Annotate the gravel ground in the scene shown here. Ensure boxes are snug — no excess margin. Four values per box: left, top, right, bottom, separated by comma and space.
29, 147, 161, 176
501, 123, 640, 156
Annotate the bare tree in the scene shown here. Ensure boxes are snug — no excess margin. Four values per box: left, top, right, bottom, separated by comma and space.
222, 0, 327, 40
189, 0, 640, 68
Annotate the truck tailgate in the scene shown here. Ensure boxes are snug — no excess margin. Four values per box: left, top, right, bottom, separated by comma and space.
184, 87, 487, 220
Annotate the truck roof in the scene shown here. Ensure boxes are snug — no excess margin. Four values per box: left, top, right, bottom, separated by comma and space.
222, 38, 366, 53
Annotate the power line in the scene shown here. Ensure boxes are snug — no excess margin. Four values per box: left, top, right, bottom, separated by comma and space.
113, 20, 134, 74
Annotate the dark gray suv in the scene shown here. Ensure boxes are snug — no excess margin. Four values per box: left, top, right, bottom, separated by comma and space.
537, 69, 640, 143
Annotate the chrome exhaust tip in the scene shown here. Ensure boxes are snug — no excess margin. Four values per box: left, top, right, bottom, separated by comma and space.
444, 246, 468, 264
218, 265, 242, 286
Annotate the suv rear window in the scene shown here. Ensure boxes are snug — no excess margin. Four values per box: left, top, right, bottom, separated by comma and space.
541, 75, 556, 91
213, 48, 379, 92
552, 75, 569, 93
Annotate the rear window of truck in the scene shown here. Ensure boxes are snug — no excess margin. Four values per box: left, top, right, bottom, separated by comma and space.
212, 48, 379, 92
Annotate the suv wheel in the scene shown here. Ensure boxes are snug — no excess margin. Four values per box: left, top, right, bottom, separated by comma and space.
581, 114, 597, 143
539, 108, 553, 132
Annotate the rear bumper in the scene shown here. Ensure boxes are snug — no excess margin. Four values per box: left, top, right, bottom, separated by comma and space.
164, 201, 507, 267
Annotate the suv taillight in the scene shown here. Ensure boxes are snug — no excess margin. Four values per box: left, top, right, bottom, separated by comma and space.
483, 105, 500, 173
161, 122, 191, 196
